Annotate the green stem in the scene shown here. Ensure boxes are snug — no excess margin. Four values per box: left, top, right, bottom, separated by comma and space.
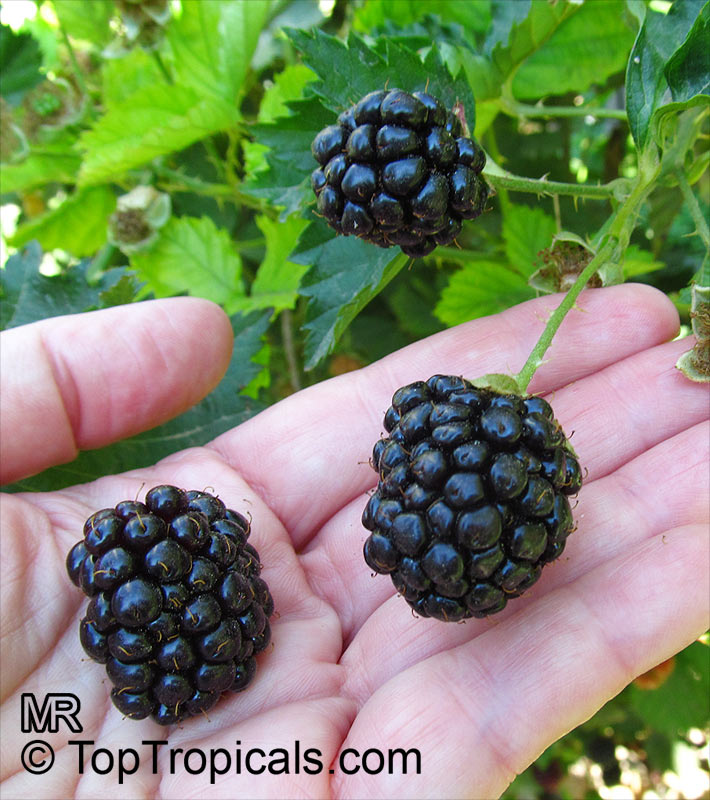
153, 165, 276, 215
514, 154, 660, 392
483, 159, 619, 199
280, 309, 302, 392
514, 236, 617, 392
503, 99, 628, 121
676, 169, 710, 250
58, 22, 90, 106
152, 51, 173, 85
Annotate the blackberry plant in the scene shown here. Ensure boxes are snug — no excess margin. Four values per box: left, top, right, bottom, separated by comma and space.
66, 485, 274, 725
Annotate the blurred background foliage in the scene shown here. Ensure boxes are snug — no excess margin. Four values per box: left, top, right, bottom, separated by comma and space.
0, 1, 708, 797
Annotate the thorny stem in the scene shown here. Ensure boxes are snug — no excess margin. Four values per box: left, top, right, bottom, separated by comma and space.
514, 152, 660, 393
483, 159, 620, 199
514, 236, 617, 392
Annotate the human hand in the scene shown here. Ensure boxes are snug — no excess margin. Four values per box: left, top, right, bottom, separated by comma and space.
2, 286, 707, 799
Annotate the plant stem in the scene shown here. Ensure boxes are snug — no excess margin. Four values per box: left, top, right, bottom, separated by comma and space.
514, 236, 616, 392
514, 152, 660, 392
153, 165, 277, 215
58, 22, 90, 106
483, 158, 620, 199
676, 169, 710, 250
280, 309, 302, 392
503, 99, 628, 121
152, 51, 173, 85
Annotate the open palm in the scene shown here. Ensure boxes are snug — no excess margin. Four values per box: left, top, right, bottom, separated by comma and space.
2, 285, 708, 799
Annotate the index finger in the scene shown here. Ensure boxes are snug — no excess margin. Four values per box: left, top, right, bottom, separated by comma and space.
208, 284, 679, 548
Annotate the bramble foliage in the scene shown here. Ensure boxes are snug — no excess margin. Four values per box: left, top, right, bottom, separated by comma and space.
0, 1, 708, 794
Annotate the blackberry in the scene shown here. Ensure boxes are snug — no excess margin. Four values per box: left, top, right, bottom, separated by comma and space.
66, 485, 273, 725
311, 89, 487, 258
362, 377, 581, 621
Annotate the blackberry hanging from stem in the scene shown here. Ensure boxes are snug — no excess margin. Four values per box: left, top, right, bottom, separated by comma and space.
310, 88, 488, 258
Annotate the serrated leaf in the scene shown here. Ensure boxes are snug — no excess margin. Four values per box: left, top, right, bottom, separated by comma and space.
487, 0, 578, 84
289, 220, 408, 369
78, 84, 238, 185
484, 0, 531, 55
258, 64, 317, 123
9, 186, 116, 257
435, 260, 534, 327
130, 216, 244, 311
288, 28, 475, 121
626, 641, 710, 735
0, 148, 81, 194
4, 310, 271, 493
0, 242, 137, 330
51, 0, 114, 46
231, 215, 309, 315
626, 0, 705, 150
0, 22, 43, 104
513, 1, 636, 100
665, 1, 710, 101
167, 0, 270, 105
243, 96, 332, 214
503, 205, 556, 278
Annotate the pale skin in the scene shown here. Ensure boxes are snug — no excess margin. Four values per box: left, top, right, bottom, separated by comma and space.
1, 285, 708, 799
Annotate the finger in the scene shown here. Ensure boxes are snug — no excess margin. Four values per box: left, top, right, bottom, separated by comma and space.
0, 298, 233, 484
337, 421, 709, 695
300, 333, 707, 639
333, 525, 709, 799
210, 285, 679, 547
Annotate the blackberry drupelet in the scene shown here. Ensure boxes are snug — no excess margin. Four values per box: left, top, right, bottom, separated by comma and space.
362, 376, 582, 621
310, 89, 488, 258
66, 485, 274, 724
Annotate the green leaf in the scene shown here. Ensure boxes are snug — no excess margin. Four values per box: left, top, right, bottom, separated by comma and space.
626, 0, 705, 150
101, 49, 164, 107
78, 84, 238, 185
167, 0, 270, 105
0, 241, 138, 331
435, 260, 534, 327
487, 0, 579, 84
626, 641, 709, 736
287, 28, 476, 121
5, 310, 271, 493
620, 244, 665, 277
512, 1, 636, 100
130, 216, 245, 311
0, 148, 82, 194
503, 205, 556, 278
0, 22, 43, 104
244, 96, 332, 215
258, 63, 317, 123
52, 0, 114, 45
9, 186, 116, 257
354, 0, 492, 38
664, 1, 710, 101
231, 215, 310, 315
290, 220, 408, 369
483, 0, 531, 55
